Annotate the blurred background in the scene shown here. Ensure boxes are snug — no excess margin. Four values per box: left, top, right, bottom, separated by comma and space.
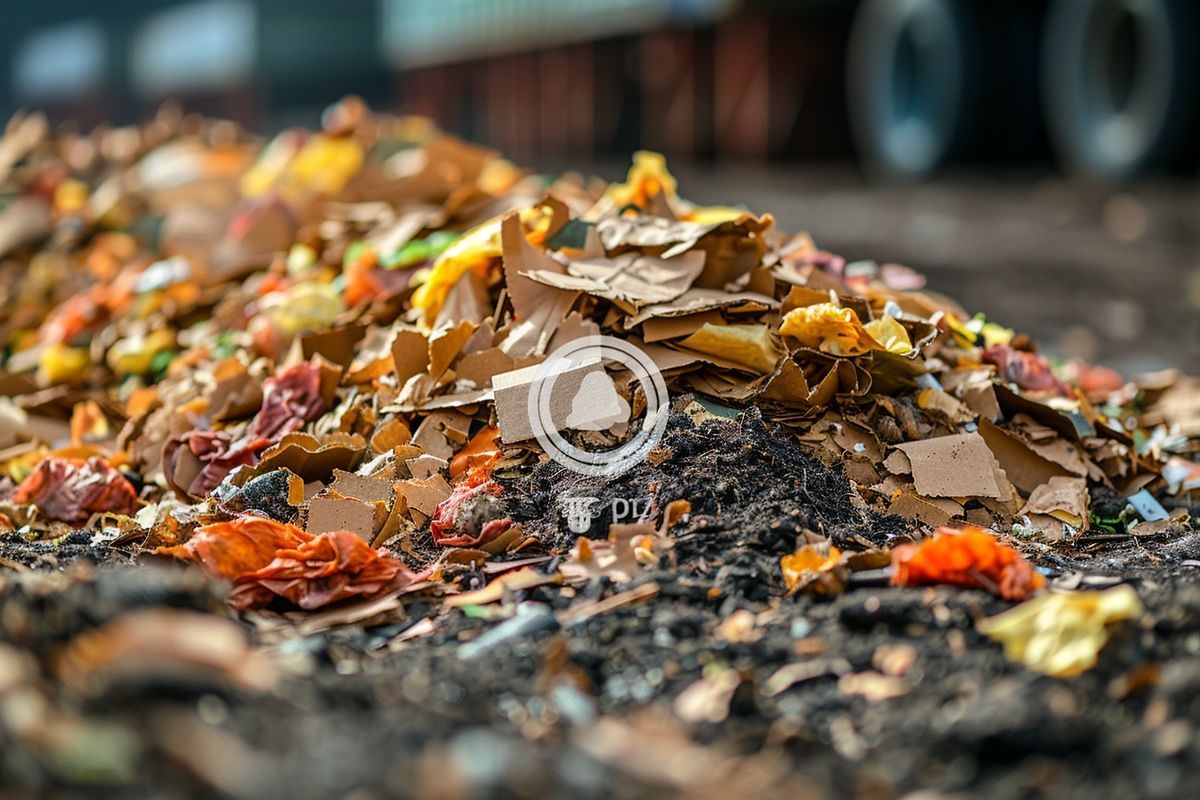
4, 0, 1199, 373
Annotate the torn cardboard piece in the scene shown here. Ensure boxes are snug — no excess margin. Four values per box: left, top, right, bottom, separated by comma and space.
897, 432, 1011, 500
493, 358, 605, 443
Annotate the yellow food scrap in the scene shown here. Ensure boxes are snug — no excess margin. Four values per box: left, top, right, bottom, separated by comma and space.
679, 323, 783, 375
411, 216, 505, 326
779, 303, 879, 356
602, 150, 678, 212
106, 329, 175, 376
38, 344, 90, 385
978, 585, 1142, 677
780, 543, 843, 592
863, 315, 913, 355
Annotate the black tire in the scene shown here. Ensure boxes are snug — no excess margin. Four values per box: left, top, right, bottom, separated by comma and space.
1042, 0, 1199, 180
848, 0, 1046, 179
847, 0, 973, 178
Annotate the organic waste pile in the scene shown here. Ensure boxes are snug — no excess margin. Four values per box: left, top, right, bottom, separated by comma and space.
2, 99, 1200, 798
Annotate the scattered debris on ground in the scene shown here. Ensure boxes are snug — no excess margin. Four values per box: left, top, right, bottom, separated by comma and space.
2, 99, 1199, 798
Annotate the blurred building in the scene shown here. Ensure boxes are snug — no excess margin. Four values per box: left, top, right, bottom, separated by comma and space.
3, 0, 1198, 180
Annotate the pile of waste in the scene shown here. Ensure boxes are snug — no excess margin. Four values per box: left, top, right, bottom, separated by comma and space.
1, 97, 1199, 685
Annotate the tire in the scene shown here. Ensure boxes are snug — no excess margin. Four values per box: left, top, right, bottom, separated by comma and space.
847, 0, 972, 178
1042, 0, 1199, 180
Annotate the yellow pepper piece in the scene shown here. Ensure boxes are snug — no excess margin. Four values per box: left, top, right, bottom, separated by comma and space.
678, 323, 783, 375
266, 281, 344, 336
411, 216, 503, 325
287, 134, 363, 196
54, 179, 89, 215
106, 329, 175, 376
611, 150, 677, 210
38, 344, 90, 385
863, 315, 913, 355
981, 321, 1015, 348
779, 303, 879, 356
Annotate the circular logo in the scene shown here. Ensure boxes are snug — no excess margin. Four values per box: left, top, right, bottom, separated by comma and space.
527, 335, 668, 477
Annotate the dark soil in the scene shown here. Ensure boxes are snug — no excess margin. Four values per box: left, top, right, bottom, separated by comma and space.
2, 410, 1200, 799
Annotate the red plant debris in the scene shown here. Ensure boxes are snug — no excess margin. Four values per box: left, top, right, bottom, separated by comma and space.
228, 530, 418, 610
430, 480, 514, 547
157, 515, 313, 581
250, 361, 326, 440
13, 457, 140, 523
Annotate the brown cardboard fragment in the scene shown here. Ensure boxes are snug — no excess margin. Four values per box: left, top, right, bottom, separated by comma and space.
301, 324, 366, 371
428, 319, 477, 382
391, 328, 430, 387
411, 410, 471, 460
500, 213, 578, 350
916, 388, 975, 425
961, 382, 1001, 422
208, 359, 263, 422
370, 418, 412, 453
435, 270, 489, 328
346, 325, 399, 384
492, 358, 604, 443
530, 250, 705, 306
978, 417, 1071, 495
624, 288, 777, 326
405, 454, 448, 480
456, 348, 519, 387
328, 469, 395, 504
896, 432, 1010, 499
1019, 476, 1089, 531
306, 492, 386, 541
994, 384, 1079, 441
883, 449, 912, 476
254, 432, 367, 483
640, 310, 724, 343
395, 474, 452, 526
889, 491, 963, 527
546, 312, 601, 353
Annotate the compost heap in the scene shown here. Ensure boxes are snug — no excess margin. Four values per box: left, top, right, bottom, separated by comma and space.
1, 99, 1198, 624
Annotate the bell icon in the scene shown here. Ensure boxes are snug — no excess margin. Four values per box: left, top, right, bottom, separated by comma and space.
565, 372, 630, 431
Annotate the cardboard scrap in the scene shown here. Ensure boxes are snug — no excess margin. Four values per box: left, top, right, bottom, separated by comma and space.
411, 410, 471, 460
1018, 476, 1089, 538
395, 473, 452, 526
391, 328, 430, 387
889, 491, 964, 526
500, 213, 578, 352
978, 417, 1071, 495
897, 432, 1011, 500
253, 432, 367, 483
306, 492, 386, 541
493, 358, 604, 443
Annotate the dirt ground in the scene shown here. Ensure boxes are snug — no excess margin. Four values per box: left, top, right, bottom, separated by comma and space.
3, 408, 1199, 800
